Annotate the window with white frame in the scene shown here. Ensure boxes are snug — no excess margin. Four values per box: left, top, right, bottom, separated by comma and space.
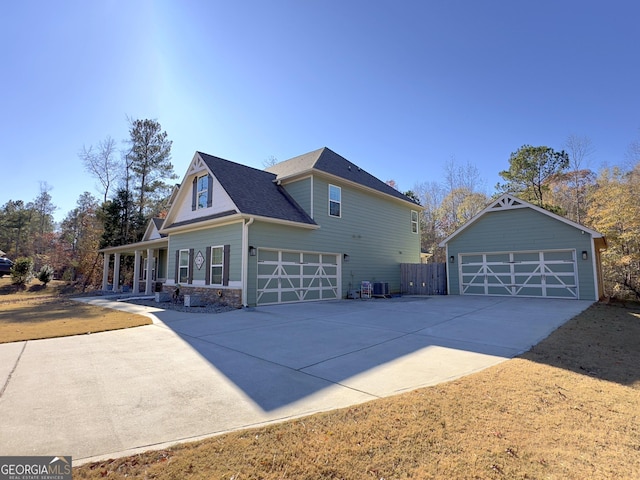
142, 257, 156, 281
197, 175, 208, 209
210, 246, 224, 285
179, 250, 190, 283
411, 210, 419, 234
329, 184, 341, 217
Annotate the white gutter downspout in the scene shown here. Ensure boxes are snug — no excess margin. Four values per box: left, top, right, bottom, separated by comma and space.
445, 243, 451, 295
241, 217, 255, 307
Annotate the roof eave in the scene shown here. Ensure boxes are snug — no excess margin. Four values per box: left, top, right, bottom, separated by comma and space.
241, 213, 319, 229
161, 213, 245, 234
276, 168, 422, 209
99, 237, 168, 254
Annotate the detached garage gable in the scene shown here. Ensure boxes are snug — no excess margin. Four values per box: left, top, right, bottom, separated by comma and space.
439, 194, 607, 301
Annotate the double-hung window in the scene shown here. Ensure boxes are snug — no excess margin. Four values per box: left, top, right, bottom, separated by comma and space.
329, 184, 341, 217
210, 246, 224, 285
143, 257, 156, 281
197, 175, 208, 209
178, 250, 190, 283
411, 210, 419, 234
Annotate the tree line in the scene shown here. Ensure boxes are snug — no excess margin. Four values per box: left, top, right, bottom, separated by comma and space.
1, 127, 639, 298
0, 118, 177, 288
407, 134, 640, 298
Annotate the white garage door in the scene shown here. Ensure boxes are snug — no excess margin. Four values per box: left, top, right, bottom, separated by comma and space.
256, 249, 341, 305
459, 250, 578, 299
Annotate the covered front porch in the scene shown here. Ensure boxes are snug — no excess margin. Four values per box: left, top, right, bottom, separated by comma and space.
100, 238, 168, 294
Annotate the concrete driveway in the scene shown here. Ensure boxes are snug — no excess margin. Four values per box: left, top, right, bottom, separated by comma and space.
0, 295, 592, 464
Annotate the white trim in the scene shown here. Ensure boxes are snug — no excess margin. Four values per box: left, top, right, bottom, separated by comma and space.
458, 249, 578, 299
161, 214, 318, 235
241, 217, 254, 307
439, 193, 603, 247
411, 210, 419, 234
163, 152, 240, 229
142, 219, 163, 241
100, 237, 167, 254
590, 243, 599, 300
310, 175, 314, 219
445, 244, 451, 294
256, 248, 342, 305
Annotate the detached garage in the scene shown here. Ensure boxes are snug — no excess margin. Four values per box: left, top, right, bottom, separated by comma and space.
440, 194, 607, 301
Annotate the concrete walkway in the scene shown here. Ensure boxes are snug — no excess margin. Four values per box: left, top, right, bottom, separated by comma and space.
0, 295, 592, 464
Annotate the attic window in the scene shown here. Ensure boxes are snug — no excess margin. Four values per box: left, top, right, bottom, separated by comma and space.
197, 175, 209, 209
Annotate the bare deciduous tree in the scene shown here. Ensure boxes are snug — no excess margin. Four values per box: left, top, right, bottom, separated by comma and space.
262, 155, 279, 168
79, 136, 119, 203
564, 134, 595, 222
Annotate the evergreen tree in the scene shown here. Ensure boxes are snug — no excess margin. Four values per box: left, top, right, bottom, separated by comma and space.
125, 118, 176, 218
99, 189, 144, 248
497, 145, 570, 208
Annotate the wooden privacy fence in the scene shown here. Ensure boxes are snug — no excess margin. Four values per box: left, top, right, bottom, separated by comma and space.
400, 263, 447, 295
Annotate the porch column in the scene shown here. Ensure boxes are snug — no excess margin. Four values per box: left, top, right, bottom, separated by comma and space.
145, 248, 154, 294
133, 250, 141, 294
113, 253, 121, 292
102, 253, 110, 291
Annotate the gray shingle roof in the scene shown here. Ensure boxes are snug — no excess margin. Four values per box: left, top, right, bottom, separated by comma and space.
198, 152, 316, 225
267, 147, 419, 204
151, 218, 167, 237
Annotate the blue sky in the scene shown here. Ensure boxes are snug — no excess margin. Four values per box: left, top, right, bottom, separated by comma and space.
2, 1, 639, 223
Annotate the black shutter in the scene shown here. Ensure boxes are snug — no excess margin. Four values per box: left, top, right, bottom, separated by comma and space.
191, 177, 197, 210
174, 250, 179, 283
206, 174, 213, 208
223, 244, 230, 286
205, 247, 211, 285
188, 248, 194, 284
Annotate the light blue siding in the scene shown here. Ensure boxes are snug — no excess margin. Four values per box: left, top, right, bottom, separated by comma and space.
167, 222, 243, 283
246, 175, 421, 305
447, 208, 597, 300
282, 177, 312, 215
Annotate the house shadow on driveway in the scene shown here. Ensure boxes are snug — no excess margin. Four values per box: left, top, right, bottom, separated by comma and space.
0, 294, 605, 464
146, 295, 595, 412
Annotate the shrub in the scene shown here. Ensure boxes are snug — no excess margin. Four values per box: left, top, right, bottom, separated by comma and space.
38, 264, 55, 286
11, 257, 34, 289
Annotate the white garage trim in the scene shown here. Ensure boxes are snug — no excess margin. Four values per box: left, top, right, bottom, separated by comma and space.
256, 249, 341, 305
459, 249, 578, 299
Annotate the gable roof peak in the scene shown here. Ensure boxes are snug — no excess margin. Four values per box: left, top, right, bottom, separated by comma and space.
489, 193, 526, 210
439, 193, 604, 247
192, 151, 315, 226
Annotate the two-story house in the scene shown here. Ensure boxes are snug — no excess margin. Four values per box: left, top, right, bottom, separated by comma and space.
100, 147, 422, 307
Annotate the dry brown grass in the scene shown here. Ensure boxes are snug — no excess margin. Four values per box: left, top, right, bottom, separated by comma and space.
74, 302, 640, 479
0, 278, 152, 343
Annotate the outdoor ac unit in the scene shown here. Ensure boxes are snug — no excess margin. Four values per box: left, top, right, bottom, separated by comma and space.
372, 282, 389, 297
